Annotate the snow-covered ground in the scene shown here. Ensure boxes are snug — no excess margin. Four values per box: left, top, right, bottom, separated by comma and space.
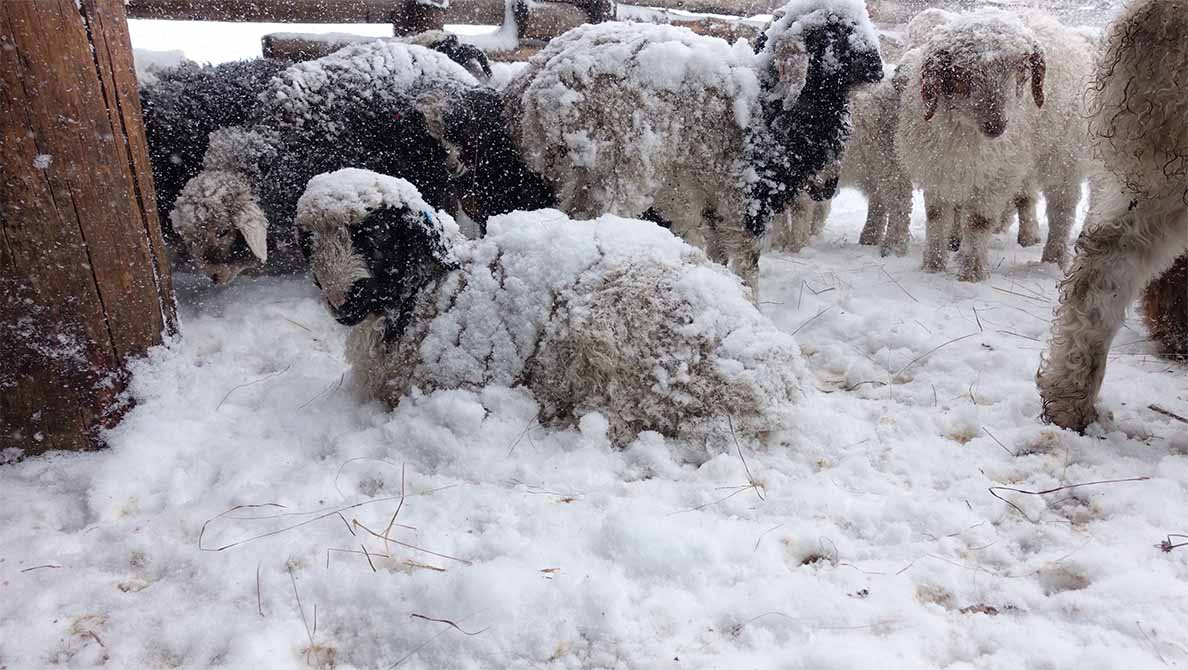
2, 187, 1187, 668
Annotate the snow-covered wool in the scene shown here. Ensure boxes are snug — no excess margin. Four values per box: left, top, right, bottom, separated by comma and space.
770, 75, 912, 256
298, 169, 804, 447
139, 58, 289, 258
1142, 255, 1188, 359
168, 41, 480, 285
141, 37, 501, 278
505, 0, 883, 294
905, 7, 957, 49
428, 86, 558, 224
1037, 0, 1188, 431
894, 9, 1094, 282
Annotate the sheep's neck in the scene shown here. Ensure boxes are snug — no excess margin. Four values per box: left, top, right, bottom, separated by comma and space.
744, 73, 853, 237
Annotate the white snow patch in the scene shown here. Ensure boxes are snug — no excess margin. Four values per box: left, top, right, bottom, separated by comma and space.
1, 190, 1185, 668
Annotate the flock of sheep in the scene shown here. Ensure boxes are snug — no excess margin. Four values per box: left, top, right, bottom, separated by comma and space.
138, 0, 1186, 449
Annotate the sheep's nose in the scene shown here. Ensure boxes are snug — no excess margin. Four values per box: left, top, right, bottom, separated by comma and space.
327, 292, 346, 309
982, 119, 1007, 138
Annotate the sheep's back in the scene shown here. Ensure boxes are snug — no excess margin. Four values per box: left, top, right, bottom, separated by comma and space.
361, 211, 803, 445
1088, 0, 1188, 198
1021, 12, 1095, 184
510, 22, 762, 212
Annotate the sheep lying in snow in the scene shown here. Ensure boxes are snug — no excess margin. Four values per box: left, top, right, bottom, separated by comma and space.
894, 10, 1093, 281
164, 41, 542, 284
502, 0, 883, 295
298, 168, 804, 448
140, 58, 289, 255
139, 36, 492, 263
769, 75, 912, 256
1037, 0, 1188, 431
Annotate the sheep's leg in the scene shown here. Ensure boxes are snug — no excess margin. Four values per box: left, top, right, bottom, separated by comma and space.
956, 209, 996, 282
768, 197, 812, 253
879, 176, 913, 257
809, 201, 831, 237
1040, 186, 1079, 267
708, 206, 762, 299
1037, 193, 1188, 431
922, 194, 955, 272
858, 190, 886, 246
947, 206, 964, 251
1016, 193, 1041, 247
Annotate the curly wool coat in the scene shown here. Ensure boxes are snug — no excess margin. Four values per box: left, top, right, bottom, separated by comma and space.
1037, 0, 1188, 431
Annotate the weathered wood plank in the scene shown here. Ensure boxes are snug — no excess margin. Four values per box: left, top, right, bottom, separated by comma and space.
0, 0, 175, 456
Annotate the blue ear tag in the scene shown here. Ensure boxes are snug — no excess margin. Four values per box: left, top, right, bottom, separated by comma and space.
420, 211, 436, 227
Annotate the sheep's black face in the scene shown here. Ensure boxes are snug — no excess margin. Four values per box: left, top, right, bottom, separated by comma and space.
313, 204, 456, 336
804, 18, 883, 91
440, 88, 558, 227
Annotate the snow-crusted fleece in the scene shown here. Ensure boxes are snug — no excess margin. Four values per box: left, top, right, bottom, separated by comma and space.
505, 0, 882, 293
298, 169, 804, 451
168, 40, 478, 284
894, 9, 1095, 281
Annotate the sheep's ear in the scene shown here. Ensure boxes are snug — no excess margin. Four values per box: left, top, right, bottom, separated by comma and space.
920, 50, 948, 121
234, 205, 268, 263
1028, 50, 1046, 109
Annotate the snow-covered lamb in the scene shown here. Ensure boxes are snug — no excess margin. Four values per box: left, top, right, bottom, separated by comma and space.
140, 35, 492, 246
894, 10, 1094, 281
297, 168, 804, 448
1037, 0, 1188, 431
168, 42, 492, 284
140, 58, 289, 254
157, 41, 529, 283
770, 75, 912, 256
503, 0, 884, 295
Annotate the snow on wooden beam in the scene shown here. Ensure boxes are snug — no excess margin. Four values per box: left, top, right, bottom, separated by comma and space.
126, 0, 508, 26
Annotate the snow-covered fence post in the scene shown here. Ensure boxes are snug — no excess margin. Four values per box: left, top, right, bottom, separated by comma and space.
0, 0, 176, 456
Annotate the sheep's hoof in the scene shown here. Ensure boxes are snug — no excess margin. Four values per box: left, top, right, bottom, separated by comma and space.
1041, 246, 1069, 268
881, 240, 908, 258
921, 259, 946, 273
957, 259, 990, 282
858, 230, 882, 246
1040, 400, 1097, 433
1018, 232, 1042, 247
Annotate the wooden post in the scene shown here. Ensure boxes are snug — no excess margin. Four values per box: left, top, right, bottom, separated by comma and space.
392, 0, 447, 35
0, 0, 176, 456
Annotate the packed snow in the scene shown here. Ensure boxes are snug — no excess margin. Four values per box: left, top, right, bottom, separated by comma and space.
3, 187, 1187, 668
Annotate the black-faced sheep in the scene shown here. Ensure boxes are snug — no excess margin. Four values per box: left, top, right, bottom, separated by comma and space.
769, 75, 913, 256
140, 58, 290, 255
139, 36, 495, 275
1037, 0, 1188, 431
167, 41, 543, 285
894, 10, 1094, 281
297, 168, 804, 449
501, 0, 884, 296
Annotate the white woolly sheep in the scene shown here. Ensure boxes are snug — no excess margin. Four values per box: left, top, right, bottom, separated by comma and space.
297, 168, 804, 449
502, 0, 884, 295
168, 40, 551, 285
894, 9, 1094, 281
1036, 0, 1188, 431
